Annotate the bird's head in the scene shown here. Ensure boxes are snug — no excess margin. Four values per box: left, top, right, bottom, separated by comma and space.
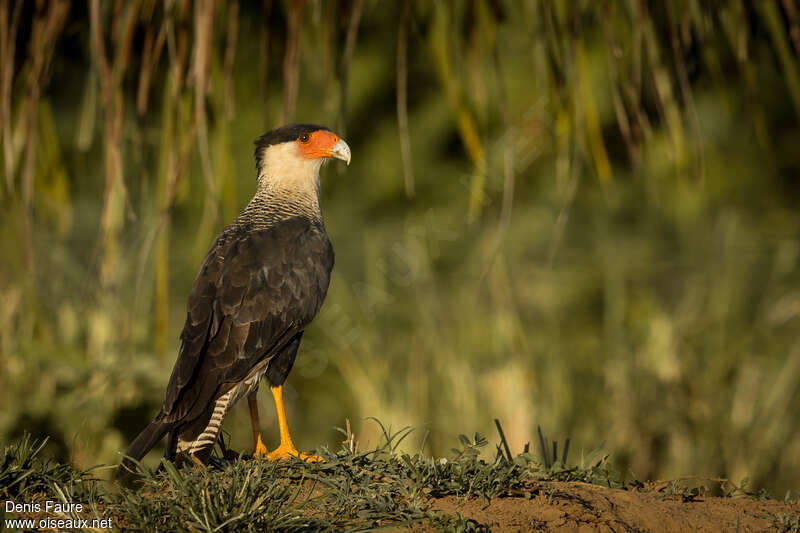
254, 124, 350, 193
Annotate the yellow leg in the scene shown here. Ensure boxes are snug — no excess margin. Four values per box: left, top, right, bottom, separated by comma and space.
248, 392, 270, 457
266, 385, 320, 461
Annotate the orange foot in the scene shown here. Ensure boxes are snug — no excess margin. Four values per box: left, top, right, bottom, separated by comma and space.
253, 434, 270, 458
266, 443, 322, 462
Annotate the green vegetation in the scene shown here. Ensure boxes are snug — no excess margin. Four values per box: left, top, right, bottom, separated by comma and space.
0, 431, 793, 532
0, 430, 604, 532
0, 434, 89, 501
1, 0, 799, 500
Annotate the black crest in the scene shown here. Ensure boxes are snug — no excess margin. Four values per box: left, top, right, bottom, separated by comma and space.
254, 123, 331, 169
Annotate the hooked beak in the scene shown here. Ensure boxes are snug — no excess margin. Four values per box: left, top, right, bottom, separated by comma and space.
330, 139, 351, 165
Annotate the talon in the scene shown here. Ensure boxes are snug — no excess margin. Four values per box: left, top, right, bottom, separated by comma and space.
266, 443, 321, 462
253, 434, 270, 457
266, 385, 322, 462
248, 392, 271, 458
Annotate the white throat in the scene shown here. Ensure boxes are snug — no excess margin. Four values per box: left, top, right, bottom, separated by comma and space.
256, 141, 324, 204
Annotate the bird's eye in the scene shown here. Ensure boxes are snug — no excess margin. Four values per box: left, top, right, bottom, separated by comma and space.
299, 133, 310, 143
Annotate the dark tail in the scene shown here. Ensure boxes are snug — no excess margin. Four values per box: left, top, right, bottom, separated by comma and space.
116, 416, 172, 478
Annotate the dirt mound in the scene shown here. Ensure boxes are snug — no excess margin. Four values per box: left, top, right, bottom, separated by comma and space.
414, 481, 799, 532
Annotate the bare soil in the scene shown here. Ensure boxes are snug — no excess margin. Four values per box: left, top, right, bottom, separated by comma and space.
410, 481, 800, 532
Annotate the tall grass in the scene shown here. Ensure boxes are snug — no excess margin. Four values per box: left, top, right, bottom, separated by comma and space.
0, 0, 798, 496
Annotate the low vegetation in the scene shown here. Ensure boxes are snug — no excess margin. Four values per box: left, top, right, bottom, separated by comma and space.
2, 428, 797, 532
2, 0, 800, 502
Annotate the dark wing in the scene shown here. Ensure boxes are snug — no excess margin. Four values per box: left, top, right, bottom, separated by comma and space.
161, 216, 334, 424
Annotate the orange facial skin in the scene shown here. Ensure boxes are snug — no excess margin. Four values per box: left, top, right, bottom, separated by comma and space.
298, 130, 340, 159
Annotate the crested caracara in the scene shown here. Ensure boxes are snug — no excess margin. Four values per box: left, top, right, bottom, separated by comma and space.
118, 124, 350, 476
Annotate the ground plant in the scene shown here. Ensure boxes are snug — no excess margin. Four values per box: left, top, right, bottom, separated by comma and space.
1, 2, 799, 529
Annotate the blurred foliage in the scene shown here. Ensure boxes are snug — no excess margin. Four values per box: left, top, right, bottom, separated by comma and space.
1, 0, 799, 497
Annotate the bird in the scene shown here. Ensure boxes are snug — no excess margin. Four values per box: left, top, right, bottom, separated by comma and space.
117, 123, 350, 476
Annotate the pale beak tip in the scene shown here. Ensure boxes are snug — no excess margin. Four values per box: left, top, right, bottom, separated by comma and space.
332, 139, 351, 166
